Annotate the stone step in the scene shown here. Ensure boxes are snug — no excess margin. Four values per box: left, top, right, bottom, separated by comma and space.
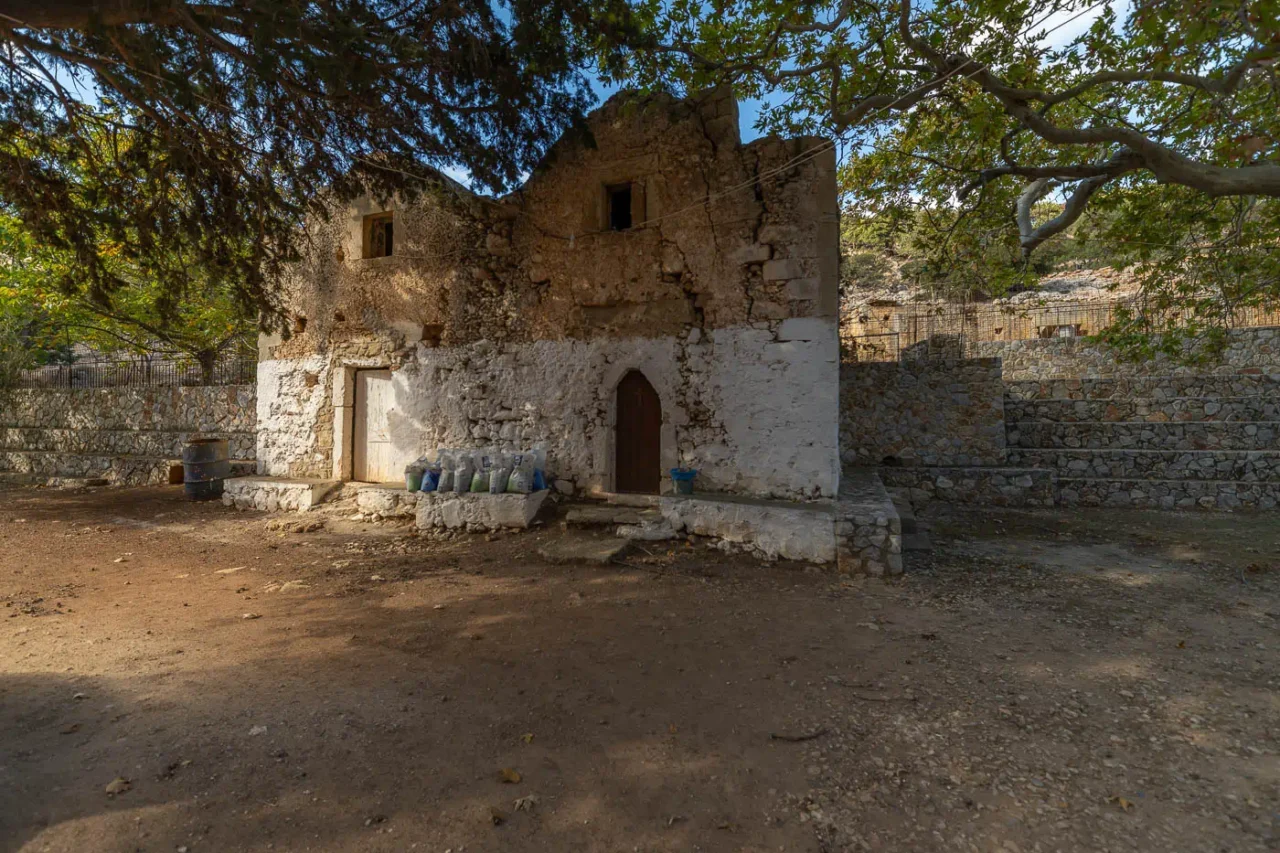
1006, 396, 1280, 424
586, 490, 662, 508
1009, 420, 1280, 451
878, 466, 1056, 508
1008, 448, 1280, 482
1005, 373, 1280, 402
537, 533, 632, 565
1056, 477, 1280, 510
564, 505, 664, 527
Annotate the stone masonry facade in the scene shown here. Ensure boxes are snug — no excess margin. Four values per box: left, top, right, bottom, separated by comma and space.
257, 88, 843, 502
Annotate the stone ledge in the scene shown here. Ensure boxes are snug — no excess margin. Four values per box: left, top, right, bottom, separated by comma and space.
835, 469, 902, 576
415, 489, 550, 531
1057, 477, 1280, 511
222, 476, 341, 513
657, 493, 836, 563
880, 466, 1055, 510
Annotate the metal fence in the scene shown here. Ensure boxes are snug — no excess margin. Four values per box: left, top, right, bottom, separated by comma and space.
9, 354, 257, 389
843, 297, 1280, 363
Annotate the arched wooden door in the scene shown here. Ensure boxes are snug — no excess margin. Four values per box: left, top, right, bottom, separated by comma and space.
615, 370, 661, 494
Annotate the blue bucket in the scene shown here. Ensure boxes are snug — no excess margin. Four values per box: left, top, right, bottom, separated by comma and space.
670, 467, 697, 495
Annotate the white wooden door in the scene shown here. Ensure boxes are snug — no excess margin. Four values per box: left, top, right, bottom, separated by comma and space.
353, 369, 398, 482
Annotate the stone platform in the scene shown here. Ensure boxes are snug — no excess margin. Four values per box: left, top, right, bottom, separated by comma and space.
657, 493, 836, 563
222, 476, 341, 512
415, 489, 551, 531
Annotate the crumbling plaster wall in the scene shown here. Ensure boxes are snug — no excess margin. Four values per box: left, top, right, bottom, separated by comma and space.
258, 89, 842, 499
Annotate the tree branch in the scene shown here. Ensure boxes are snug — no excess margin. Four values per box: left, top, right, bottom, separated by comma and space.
0, 0, 181, 29
1015, 173, 1114, 256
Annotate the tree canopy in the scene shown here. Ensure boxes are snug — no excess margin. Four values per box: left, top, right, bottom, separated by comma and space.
616, 0, 1280, 337
0, 0, 638, 330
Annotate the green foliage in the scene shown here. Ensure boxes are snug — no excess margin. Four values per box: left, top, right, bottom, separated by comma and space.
1, 0, 643, 329
612, 0, 1280, 352
0, 210, 255, 373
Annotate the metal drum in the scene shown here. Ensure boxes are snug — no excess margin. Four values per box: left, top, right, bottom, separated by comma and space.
182, 438, 230, 501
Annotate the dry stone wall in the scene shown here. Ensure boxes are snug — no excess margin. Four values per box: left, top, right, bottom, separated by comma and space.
972, 328, 1280, 380
839, 358, 1005, 467
842, 327, 1280, 513
0, 385, 255, 485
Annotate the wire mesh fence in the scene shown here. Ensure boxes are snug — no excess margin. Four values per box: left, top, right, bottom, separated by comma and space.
842, 298, 1280, 363
9, 353, 257, 389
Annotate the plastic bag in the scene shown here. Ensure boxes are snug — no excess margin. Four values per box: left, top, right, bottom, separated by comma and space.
489, 466, 511, 494
420, 467, 440, 493
435, 450, 455, 493
506, 452, 535, 494
453, 454, 476, 495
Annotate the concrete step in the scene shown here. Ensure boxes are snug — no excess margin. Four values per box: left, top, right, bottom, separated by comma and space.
1005, 373, 1280, 402
1006, 396, 1280, 424
1009, 448, 1280, 482
564, 505, 664, 527
1057, 477, 1280, 510
1009, 420, 1280, 451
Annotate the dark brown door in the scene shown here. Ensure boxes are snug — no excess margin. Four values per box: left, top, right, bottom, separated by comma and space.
615, 370, 661, 494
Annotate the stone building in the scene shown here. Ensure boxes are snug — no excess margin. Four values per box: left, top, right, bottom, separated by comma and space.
254, 88, 843, 503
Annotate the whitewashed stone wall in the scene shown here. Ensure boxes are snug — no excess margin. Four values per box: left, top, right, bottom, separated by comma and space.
257, 320, 840, 500
0, 385, 256, 484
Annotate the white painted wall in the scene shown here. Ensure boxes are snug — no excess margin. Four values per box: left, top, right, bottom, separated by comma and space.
256, 321, 840, 499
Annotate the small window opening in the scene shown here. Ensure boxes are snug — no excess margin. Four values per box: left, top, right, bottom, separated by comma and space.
292, 315, 307, 334
363, 212, 394, 258
607, 184, 633, 231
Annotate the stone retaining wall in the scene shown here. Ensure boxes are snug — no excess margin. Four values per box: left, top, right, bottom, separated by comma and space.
1009, 420, 1277, 451
839, 358, 1005, 467
879, 466, 1055, 510
0, 385, 256, 485
834, 469, 902, 575
1008, 448, 1280, 482
972, 327, 1280, 380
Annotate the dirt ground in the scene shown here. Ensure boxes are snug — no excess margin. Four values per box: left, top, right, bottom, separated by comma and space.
0, 485, 1277, 853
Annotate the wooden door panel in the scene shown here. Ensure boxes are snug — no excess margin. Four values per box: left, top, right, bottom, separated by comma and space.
354, 369, 397, 482
615, 371, 661, 494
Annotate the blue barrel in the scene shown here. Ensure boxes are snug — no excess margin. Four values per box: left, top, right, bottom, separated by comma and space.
183, 438, 230, 500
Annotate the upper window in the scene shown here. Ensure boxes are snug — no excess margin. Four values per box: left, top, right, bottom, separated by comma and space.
363, 212, 394, 258
607, 183, 633, 231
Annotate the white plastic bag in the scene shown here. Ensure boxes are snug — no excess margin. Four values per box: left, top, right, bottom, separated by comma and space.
453, 453, 476, 495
